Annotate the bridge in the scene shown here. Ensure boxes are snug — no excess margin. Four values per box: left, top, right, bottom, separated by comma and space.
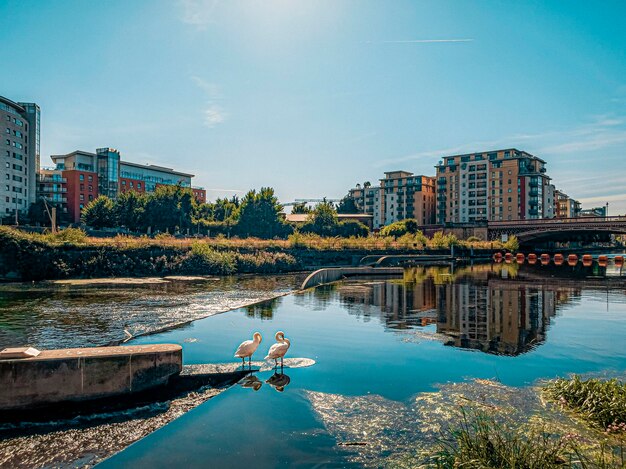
487, 216, 626, 245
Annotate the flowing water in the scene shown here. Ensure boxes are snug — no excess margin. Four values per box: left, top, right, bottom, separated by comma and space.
1, 261, 626, 467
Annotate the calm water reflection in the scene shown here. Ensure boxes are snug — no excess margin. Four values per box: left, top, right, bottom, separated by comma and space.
332, 263, 612, 356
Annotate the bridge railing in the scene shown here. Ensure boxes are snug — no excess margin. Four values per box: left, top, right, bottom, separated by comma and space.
489, 216, 626, 227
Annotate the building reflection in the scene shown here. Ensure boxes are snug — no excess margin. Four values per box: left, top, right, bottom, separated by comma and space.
335, 264, 583, 356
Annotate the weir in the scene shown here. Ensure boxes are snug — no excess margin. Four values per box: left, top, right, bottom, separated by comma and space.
301, 267, 404, 289
0, 344, 182, 411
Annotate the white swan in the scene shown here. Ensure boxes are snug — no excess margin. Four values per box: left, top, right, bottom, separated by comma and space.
234, 332, 262, 367
264, 331, 291, 368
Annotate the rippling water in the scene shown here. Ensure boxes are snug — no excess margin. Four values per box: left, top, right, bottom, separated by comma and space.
0, 274, 304, 349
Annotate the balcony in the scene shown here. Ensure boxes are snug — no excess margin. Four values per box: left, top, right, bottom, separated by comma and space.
39, 177, 67, 183
40, 187, 67, 193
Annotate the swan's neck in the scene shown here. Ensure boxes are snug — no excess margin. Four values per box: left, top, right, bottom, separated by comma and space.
282, 337, 290, 346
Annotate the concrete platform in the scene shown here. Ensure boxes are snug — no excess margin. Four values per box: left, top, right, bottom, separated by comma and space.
0, 344, 182, 411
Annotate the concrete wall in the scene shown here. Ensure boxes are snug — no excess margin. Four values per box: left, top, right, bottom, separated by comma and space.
0, 344, 182, 410
301, 267, 404, 289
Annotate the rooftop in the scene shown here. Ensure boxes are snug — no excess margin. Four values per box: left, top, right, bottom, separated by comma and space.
0, 96, 25, 113
436, 148, 547, 166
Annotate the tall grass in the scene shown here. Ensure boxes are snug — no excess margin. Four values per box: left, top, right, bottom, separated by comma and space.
429, 406, 625, 468
544, 376, 626, 430
431, 408, 573, 468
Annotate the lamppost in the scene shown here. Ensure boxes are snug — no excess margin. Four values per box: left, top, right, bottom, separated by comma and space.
606, 202, 609, 219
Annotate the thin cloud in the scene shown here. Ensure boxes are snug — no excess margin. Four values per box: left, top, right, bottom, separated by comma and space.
191, 76, 222, 99
204, 104, 226, 128
192, 76, 227, 128
365, 39, 474, 44
178, 0, 218, 29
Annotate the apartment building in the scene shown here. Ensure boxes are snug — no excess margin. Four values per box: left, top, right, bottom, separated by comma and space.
348, 184, 384, 229
348, 172, 436, 229
555, 190, 581, 218
43, 149, 206, 222
380, 172, 436, 226
435, 149, 552, 224
1, 96, 40, 219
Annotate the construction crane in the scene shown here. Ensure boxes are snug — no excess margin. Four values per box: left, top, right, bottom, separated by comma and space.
283, 198, 341, 207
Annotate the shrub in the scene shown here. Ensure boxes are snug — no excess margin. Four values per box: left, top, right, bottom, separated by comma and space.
47, 228, 88, 245
504, 234, 520, 252
185, 242, 237, 275
428, 231, 458, 249
380, 219, 418, 238
337, 220, 369, 238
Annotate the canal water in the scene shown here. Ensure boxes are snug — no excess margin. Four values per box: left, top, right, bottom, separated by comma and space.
1, 261, 626, 467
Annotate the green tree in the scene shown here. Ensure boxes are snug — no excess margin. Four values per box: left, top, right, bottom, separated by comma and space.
82, 196, 115, 229
291, 202, 311, 214
235, 187, 289, 238
301, 200, 339, 236
28, 199, 55, 226
114, 191, 146, 231
143, 185, 198, 233
336, 195, 359, 214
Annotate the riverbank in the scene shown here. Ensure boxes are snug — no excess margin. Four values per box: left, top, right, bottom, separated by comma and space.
0, 227, 494, 281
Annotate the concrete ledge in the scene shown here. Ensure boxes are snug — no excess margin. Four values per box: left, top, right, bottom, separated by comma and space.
0, 344, 182, 410
301, 267, 403, 290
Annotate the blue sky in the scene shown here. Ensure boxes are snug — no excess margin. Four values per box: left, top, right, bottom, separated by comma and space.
1, 0, 625, 213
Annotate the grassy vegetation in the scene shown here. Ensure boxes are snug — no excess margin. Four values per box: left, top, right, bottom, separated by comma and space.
429, 407, 625, 468
0, 226, 513, 280
544, 376, 626, 430
431, 408, 577, 468
427, 377, 626, 468
24, 229, 512, 252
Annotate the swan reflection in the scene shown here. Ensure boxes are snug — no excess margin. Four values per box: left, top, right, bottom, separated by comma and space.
265, 372, 291, 392
240, 375, 263, 391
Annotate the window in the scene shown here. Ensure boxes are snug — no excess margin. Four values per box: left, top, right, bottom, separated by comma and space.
89, 195, 93, 201
79, 204, 84, 209
121, 180, 126, 186
137, 183, 141, 189
79, 174, 85, 181
88, 185, 93, 192
80, 194, 84, 201
88, 175, 93, 182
